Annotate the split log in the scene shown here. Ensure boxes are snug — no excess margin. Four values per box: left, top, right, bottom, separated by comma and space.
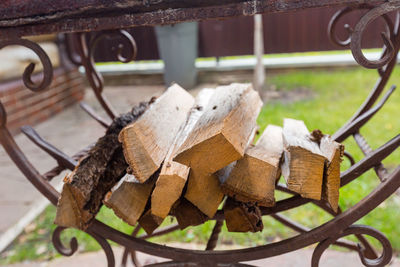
174, 83, 263, 174
103, 173, 157, 226
174, 84, 262, 217
119, 84, 194, 183
55, 102, 149, 230
320, 135, 344, 212
223, 198, 263, 233
184, 170, 224, 218
172, 198, 209, 230
221, 125, 283, 206
281, 119, 327, 200
139, 209, 164, 235
150, 89, 214, 220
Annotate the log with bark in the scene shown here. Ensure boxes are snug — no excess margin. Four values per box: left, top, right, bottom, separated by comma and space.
171, 198, 209, 230
223, 197, 263, 233
119, 84, 195, 183
281, 118, 327, 200
55, 101, 150, 230
221, 125, 283, 206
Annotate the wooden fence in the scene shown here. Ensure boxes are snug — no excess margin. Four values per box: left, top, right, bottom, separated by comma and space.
93, 6, 390, 61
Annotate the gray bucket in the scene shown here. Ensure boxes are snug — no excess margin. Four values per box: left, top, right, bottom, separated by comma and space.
155, 22, 198, 89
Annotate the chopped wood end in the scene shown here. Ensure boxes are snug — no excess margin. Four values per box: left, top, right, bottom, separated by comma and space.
223, 198, 263, 233
174, 132, 243, 174
172, 198, 209, 230
139, 209, 164, 235
221, 153, 276, 207
119, 128, 158, 183
151, 162, 189, 219
184, 170, 224, 218
283, 146, 326, 200
104, 174, 157, 226
119, 84, 195, 183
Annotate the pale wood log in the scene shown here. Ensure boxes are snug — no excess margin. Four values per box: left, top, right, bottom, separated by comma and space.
119, 84, 194, 183
173, 83, 263, 174
281, 119, 327, 200
185, 125, 258, 218
150, 89, 214, 219
54, 102, 149, 230
221, 125, 283, 206
223, 198, 263, 233
320, 135, 344, 212
172, 198, 208, 230
184, 170, 224, 218
103, 174, 157, 226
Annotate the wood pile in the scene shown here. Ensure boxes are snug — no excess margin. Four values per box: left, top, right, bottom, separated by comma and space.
55, 83, 344, 233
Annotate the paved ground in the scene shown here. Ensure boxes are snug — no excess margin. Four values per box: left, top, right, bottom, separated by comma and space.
4, 244, 400, 267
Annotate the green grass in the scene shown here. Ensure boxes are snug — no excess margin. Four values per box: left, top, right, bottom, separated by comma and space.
1, 66, 399, 264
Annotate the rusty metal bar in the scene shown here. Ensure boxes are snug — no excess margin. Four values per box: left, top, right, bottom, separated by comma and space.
20, 126, 77, 170
79, 101, 112, 128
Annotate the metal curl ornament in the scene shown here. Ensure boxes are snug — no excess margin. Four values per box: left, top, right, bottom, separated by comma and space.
0, 38, 53, 92
311, 225, 392, 267
350, 2, 400, 69
328, 5, 370, 47
90, 29, 138, 64
52, 226, 116, 267
343, 150, 356, 166
74, 29, 138, 119
52, 226, 78, 256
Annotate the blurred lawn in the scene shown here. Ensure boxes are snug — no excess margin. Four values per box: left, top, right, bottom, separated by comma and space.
1, 66, 399, 264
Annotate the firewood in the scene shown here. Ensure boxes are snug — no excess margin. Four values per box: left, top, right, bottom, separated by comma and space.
281, 119, 327, 200
119, 84, 194, 183
104, 173, 157, 226
184, 170, 224, 218
174, 84, 262, 217
54, 102, 149, 230
320, 135, 344, 212
150, 89, 214, 220
221, 125, 283, 206
223, 198, 263, 233
174, 83, 263, 174
172, 198, 209, 230
139, 209, 164, 235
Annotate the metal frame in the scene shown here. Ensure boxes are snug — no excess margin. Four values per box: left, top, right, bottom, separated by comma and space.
0, 1, 399, 266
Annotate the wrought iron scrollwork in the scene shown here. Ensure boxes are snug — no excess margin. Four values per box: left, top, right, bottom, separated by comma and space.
52, 226, 116, 267
91, 30, 138, 64
73, 29, 138, 119
312, 225, 392, 267
52, 226, 79, 256
0, 38, 53, 91
328, 2, 400, 69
